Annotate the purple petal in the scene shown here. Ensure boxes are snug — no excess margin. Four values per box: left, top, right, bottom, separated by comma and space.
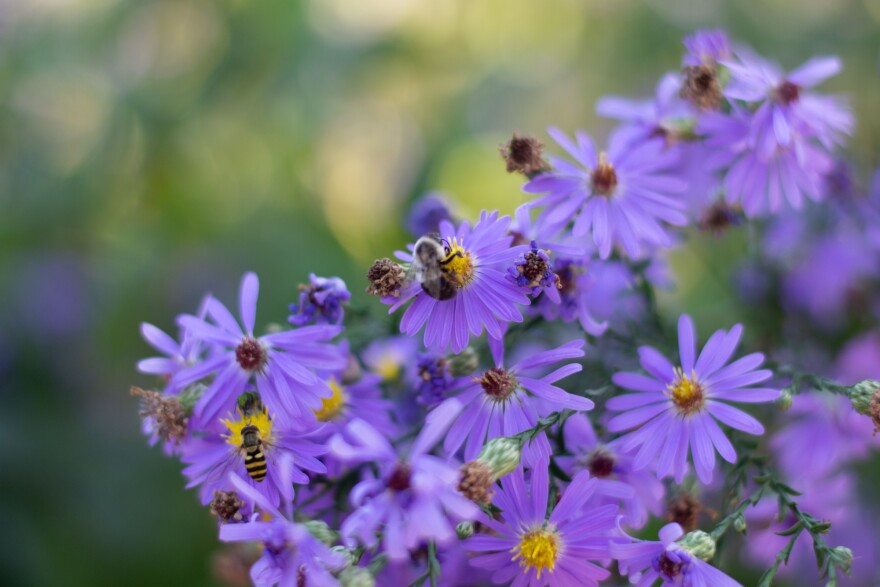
787, 56, 841, 87
678, 315, 696, 373
707, 402, 764, 435
240, 272, 259, 335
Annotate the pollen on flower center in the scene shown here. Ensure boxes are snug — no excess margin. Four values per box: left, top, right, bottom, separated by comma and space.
442, 237, 475, 287
591, 153, 618, 197
667, 368, 706, 415
518, 250, 550, 287
236, 337, 268, 372
313, 380, 347, 422
774, 80, 800, 105
223, 404, 273, 447
478, 367, 518, 402
512, 527, 559, 579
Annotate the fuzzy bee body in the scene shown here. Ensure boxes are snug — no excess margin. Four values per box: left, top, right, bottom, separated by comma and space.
411, 235, 462, 301
241, 424, 267, 482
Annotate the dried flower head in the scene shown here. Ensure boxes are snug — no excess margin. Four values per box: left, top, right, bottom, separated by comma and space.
667, 491, 702, 532
130, 386, 189, 445
501, 133, 548, 177
682, 63, 723, 110
458, 460, 495, 505
210, 490, 246, 524
366, 258, 406, 297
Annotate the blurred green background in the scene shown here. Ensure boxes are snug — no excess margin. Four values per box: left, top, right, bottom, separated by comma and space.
2, 0, 880, 585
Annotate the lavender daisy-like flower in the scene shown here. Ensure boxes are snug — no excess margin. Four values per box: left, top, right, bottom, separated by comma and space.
698, 106, 834, 215
329, 405, 478, 561
465, 460, 617, 586
289, 273, 350, 326
438, 338, 594, 464
608, 315, 779, 483
524, 128, 687, 259
385, 210, 530, 353
532, 257, 610, 336
138, 297, 210, 384
170, 272, 347, 424
682, 28, 731, 68
219, 473, 345, 587
613, 522, 742, 586
311, 373, 395, 436
556, 414, 664, 529
723, 51, 852, 152
507, 240, 561, 303
181, 400, 327, 507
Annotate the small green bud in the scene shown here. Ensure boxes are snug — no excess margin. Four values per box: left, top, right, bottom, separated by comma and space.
733, 515, 747, 533
304, 520, 339, 546
849, 380, 880, 415
338, 566, 375, 587
448, 347, 479, 377
775, 388, 793, 411
679, 530, 716, 562
456, 521, 475, 539
329, 545, 358, 568
265, 322, 285, 334
477, 436, 521, 480
830, 546, 853, 575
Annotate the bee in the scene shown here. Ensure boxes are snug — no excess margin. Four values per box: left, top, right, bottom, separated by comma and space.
240, 424, 267, 483
411, 234, 465, 301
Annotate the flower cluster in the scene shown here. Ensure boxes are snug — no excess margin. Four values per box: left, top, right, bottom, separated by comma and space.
131, 28, 880, 587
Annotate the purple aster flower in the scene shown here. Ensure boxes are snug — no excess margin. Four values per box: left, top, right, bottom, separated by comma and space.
438, 338, 593, 465
360, 335, 418, 383
532, 257, 609, 336
682, 29, 731, 67
465, 460, 617, 586
406, 191, 455, 237
288, 274, 350, 326
556, 414, 664, 529
723, 51, 852, 152
138, 296, 210, 385
596, 73, 694, 144
608, 315, 779, 483
507, 240, 562, 303
181, 400, 328, 507
781, 233, 875, 328
170, 272, 347, 424
415, 351, 457, 407
219, 474, 345, 587
613, 522, 742, 586
312, 372, 395, 435
771, 392, 878, 481
329, 405, 478, 561
385, 210, 530, 353
524, 128, 688, 259
698, 106, 834, 215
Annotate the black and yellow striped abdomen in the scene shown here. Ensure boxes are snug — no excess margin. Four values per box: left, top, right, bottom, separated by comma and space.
244, 449, 267, 482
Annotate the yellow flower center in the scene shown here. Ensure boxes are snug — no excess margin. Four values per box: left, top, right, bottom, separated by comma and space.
313, 380, 347, 422
668, 367, 706, 415
511, 527, 559, 579
224, 404, 273, 446
375, 356, 402, 381
441, 237, 475, 287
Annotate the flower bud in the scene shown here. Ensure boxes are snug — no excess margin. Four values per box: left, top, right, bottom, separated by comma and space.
850, 380, 880, 434
477, 436, 522, 480
733, 515, 747, 533
456, 521, 475, 539
830, 546, 853, 575
775, 388, 793, 411
849, 380, 880, 415
338, 566, 375, 587
448, 347, 479, 377
679, 530, 716, 562
304, 520, 338, 546
329, 545, 357, 568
